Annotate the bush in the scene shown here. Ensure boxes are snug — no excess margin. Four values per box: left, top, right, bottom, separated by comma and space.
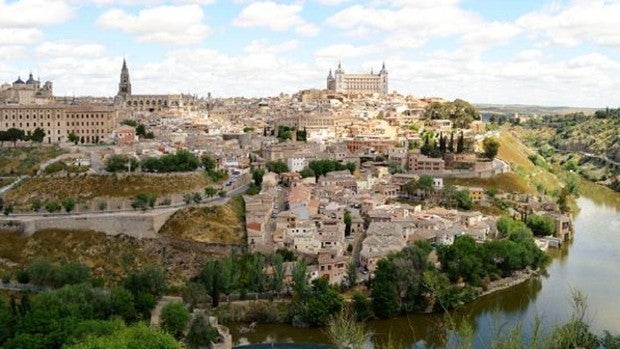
62, 197, 76, 213
1, 271, 11, 284
45, 201, 62, 213
526, 214, 556, 236
160, 302, 190, 339
15, 269, 30, 284
186, 315, 219, 349
44, 161, 68, 174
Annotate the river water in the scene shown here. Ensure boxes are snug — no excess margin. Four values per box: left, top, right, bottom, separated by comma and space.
229, 183, 620, 348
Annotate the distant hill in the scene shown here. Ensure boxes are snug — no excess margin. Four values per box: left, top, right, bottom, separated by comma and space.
475, 104, 599, 117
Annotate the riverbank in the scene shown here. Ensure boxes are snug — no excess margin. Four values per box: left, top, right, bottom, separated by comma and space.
213, 268, 543, 327
479, 269, 540, 298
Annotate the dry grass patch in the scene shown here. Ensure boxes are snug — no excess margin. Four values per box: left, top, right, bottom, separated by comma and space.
494, 130, 561, 193
159, 196, 246, 244
4, 172, 212, 205
0, 146, 65, 176
0, 177, 17, 188
446, 172, 534, 194
0, 228, 232, 285
0, 229, 155, 282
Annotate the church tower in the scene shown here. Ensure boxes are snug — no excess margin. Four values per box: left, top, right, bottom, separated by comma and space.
378, 61, 388, 94
117, 59, 131, 99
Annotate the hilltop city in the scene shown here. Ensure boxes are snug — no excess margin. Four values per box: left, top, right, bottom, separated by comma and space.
0, 58, 618, 348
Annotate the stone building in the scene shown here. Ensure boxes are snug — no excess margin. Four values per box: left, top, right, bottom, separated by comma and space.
0, 73, 54, 105
326, 62, 388, 94
114, 59, 198, 112
0, 103, 118, 144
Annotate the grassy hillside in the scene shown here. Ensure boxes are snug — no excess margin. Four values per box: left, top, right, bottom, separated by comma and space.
3, 172, 212, 205
159, 196, 246, 244
0, 146, 65, 176
446, 172, 534, 194
0, 228, 238, 285
0, 177, 16, 188
552, 117, 620, 162
494, 130, 561, 193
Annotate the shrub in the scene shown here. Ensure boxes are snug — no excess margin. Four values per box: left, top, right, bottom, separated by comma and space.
160, 302, 190, 339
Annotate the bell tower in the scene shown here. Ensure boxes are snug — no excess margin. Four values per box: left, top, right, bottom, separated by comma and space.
117, 59, 131, 99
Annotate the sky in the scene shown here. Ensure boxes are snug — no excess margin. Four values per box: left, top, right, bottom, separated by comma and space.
1, 0, 619, 107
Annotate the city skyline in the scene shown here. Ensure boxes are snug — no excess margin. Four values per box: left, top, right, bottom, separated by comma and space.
1, 0, 619, 107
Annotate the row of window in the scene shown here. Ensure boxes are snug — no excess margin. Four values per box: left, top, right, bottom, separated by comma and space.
1, 113, 108, 120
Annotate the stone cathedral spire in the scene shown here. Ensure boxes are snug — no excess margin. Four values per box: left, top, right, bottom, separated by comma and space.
117, 59, 132, 99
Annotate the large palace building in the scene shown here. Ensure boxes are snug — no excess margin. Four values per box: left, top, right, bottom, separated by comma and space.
115, 59, 197, 112
1, 74, 118, 144
326, 62, 388, 94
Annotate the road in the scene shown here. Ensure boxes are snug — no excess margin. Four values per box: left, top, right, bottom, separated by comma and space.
0, 175, 26, 195
1, 181, 249, 220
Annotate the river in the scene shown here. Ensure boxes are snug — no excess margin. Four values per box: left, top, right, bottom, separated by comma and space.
229, 183, 620, 348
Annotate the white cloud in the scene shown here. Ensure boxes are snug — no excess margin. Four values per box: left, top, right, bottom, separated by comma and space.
234, 1, 319, 37
88, 0, 215, 5
97, 5, 209, 44
460, 21, 521, 49
517, 0, 620, 47
244, 40, 299, 54
0, 28, 42, 45
0, 0, 73, 27
314, 44, 379, 60
316, 0, 350, 5
326, 2, 519, 52
36, 42, 106, 58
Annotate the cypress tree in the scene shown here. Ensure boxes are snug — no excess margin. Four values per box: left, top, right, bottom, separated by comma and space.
457, 131, 465, 153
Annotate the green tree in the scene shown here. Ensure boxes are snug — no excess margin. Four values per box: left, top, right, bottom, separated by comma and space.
344, 261, 357, 289
45, 201, 61, 213
105, 154, 138, 172
352, 292, 372, 321
160, 302, 190, 339
417, 175, 435, 198
291, 260, 309, 299
30, 128, 46, 144
482, 137, 500, 159
526, 214, 556, 236
204, 186, 218, 198
186, 315, 219, 349
0, 130, 8, 147
266, 160, 289, 174
403, 179, 418, 198
68, 133, 79, 145
200, 260, 224, 308
270, 254, 285, 294
455, 190, 473, 210
557, 187, 571, 213
3, 202, 13, 216
5, 128, 25, 147
132, 193, 156, 211
62, 197, 76, 213
65, 323, 181, 349
109, 287, 137, 323
299, 167, 315, 178
371, 259, 399, 319
251, 168, 265, 187
191, 192, 202, 204
344, 210, 353, 236
457, 131, 465, 153
301, 278, 344, 327
201, 154, 216, 172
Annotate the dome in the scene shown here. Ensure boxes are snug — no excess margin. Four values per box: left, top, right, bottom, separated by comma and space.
26, 73, 38, 84
13, 76, 24, 84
